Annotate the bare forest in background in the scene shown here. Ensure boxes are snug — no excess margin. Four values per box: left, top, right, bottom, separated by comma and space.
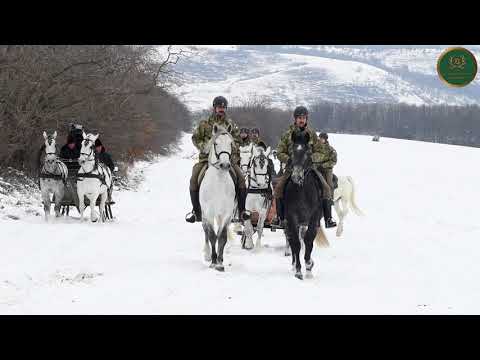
0, 45, 192, 175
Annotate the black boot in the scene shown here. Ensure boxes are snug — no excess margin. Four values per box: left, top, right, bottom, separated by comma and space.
185, 190, 202, 223
238, 188, 250, 221
322, 199, 336, 228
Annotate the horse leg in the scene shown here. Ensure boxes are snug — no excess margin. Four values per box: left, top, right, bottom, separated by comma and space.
203, 221, 217, 267
339, 197, 349, 237
304, 217, 318, 279
203, 230, 212, 262
286, 219, 302, 279
78, 190, 86, 222
255, 209, 267, 249
54, 187, 64, 218
243, 218, 254, 250
215, 222, 229, 272
334, 199, 343, 237
89, 194, 98, 222
99, 191, 107, 223
283, 220, 292, 257
42, 190, 51, 222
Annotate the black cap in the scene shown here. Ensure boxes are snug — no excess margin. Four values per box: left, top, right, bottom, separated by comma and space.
213, 96, 228, 107
95, 139, 103, 147
250, 127, 259, 135
240, 127, 250, 134
319, 132, 328, 140
293, 106, 308, 118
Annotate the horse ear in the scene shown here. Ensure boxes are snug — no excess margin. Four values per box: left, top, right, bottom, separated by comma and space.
53, 131, 57, 139
82, 131, 87, 140
213, 124, 218, 135
227, 123, 232, 133
266, 146, 271, 157
93, 133, 99, 141
43, 131, 48, 140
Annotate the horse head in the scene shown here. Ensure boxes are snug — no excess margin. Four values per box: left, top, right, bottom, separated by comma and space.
290, 129, 312, 186
239, 142, 254, 175
43, 131, 58, 168
249, 145, 270, 188
209, 124, 233, 171
79, 131, 98, 166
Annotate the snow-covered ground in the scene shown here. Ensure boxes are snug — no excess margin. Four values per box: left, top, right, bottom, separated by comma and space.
1, 132, 480, 314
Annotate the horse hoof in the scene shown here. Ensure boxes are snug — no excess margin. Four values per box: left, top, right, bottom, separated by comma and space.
295, 272, 303, 280
209, 262, 216, 268
306, 260, 314, 272
285, 252, 291, 257
215, 264, 225, 272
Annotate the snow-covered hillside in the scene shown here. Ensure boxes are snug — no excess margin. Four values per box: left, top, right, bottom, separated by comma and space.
1, 133, 480, 314
170, 45, 480, 111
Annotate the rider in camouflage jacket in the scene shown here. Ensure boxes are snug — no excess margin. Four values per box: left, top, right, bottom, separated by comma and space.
186, 96, 249, 224
272, 106, 334, 227
317, 132, 337, 228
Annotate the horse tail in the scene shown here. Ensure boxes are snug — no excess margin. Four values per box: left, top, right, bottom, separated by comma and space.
314, 225, 330, 248
346, 176, 364, 216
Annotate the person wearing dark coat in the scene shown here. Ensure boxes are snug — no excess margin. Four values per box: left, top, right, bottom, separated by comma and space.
59, 134, 81, 160
94, 139, 115, 172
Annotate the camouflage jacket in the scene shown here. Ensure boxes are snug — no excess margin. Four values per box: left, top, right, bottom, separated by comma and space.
317, 140, 337, 169
276, 125, 325, 166
192, 114, 241, 163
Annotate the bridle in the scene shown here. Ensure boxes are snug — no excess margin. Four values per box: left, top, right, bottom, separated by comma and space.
79, 139, 97, 174
209, 134, 232, 169
248, 153, 270, 189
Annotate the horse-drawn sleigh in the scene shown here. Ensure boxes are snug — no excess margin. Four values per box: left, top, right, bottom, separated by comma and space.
39, 131, 115, 222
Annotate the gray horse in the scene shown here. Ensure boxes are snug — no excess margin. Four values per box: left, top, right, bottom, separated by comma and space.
39, 131, 68, 221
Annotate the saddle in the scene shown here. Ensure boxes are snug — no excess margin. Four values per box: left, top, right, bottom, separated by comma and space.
197, 162, 238, 189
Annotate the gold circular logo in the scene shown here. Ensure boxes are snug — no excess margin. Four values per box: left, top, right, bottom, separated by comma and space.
437, 47, 478, 88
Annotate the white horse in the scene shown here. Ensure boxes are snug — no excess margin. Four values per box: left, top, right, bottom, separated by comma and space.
242, 145, 273, 250
39, 131, 68, 221
77, 132, 113, 223
200, 124, 236, 271
333, 176, 364, 237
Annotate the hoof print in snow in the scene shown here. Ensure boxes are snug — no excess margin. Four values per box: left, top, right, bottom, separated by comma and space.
5, 214, 20, 220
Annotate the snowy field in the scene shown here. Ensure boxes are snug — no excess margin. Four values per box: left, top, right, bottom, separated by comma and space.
1, 132, 480, 314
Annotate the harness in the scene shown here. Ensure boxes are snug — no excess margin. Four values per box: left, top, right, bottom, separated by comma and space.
247, 154, 272, 208
77, 139, 107, 186
39, 141, 66, 184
